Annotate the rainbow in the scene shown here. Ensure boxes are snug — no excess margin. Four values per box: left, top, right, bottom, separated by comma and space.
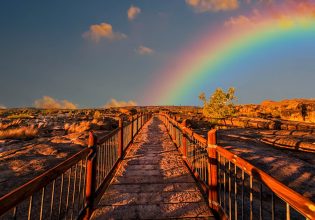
143, 10, 315, 105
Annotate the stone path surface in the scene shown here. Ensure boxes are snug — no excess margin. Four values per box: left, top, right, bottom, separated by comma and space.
92, 117, 214, 219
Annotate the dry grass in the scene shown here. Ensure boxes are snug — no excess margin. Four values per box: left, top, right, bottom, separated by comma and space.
0, 126, 38, 139
7, 114, 34, 119
0, 123, 11, 130
64, 121, 91, 133
93, 110, 102, 120
0, 120, 23, 130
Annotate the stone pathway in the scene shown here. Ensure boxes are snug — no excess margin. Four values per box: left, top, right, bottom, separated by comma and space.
92, 117, 214, 219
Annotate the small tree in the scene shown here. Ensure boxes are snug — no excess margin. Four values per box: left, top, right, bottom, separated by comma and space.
199, 87, 237, 119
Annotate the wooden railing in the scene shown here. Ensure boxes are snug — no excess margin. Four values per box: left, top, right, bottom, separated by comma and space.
0, 113, 152, 220
159, 113, 315, 220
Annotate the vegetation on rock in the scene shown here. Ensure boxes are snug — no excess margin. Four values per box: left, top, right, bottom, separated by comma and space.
199, 87, 237, 119
0, 126, 38, 139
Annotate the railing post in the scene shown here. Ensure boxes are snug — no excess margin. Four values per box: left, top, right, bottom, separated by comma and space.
118, 117, 123, 159
182, 120, 187, 158
131, 115, 134, 142
207, 129, 218, 209
84, 131, 97, 220
136, 114, 139, 133
141, 113, 143, 127
173, 124, 176, 142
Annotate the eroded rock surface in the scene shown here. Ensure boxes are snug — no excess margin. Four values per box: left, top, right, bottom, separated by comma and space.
237, 99, 315, 123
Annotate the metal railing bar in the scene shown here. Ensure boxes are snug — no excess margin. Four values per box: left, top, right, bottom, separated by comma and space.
0, 148, 89, 215
259, 183, 263, 220
27, 195, 33, 220
97, 128, 120, 144
286, 203, 291, 220
271, 192, 275, 220
39, 187, 45, 220
65, 168, 72, 217
218, 153, 222, 207
241, 169, 244, 220
76, 160, 83, 216
234, 164, 238, 220
250, 175, 253, 220
57, 173, 64, 220
12, 206, 17, 220
49, 179, 55, 220
224, 157, 227, 213
70, 163, 78, 220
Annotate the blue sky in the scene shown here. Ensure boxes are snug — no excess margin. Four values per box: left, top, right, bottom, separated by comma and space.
0, 0, 314, 108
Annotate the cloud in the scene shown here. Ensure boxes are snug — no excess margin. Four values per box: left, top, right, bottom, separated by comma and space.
104, 99, 137, 108
34, 96, 77, 109
61, 100, 78, 109
83, 22, 127, 43
224, 2, 315, 28
224, 15, 252, 26
246, 0, 273, 4
224, 11, 259, 26
135, 45, 154, 55
0, 105, 6, 109
128, 5, 141, 20
186, 0, 239, 12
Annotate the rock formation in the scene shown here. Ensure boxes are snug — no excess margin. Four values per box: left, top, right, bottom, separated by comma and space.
237, 99, 315, 123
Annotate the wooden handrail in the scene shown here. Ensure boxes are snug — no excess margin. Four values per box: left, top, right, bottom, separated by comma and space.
160, 113, 315, 219
0, 113, 152, 219
215, 146, 315, 219
0, 148, 90, 215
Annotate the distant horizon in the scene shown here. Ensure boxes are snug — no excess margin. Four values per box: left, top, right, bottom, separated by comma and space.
1, 96, 315, 110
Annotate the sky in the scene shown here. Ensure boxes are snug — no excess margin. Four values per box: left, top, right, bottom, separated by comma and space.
0, 0, 314, 108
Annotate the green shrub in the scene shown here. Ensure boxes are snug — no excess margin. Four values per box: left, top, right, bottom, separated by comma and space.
199, 87, 237, 119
